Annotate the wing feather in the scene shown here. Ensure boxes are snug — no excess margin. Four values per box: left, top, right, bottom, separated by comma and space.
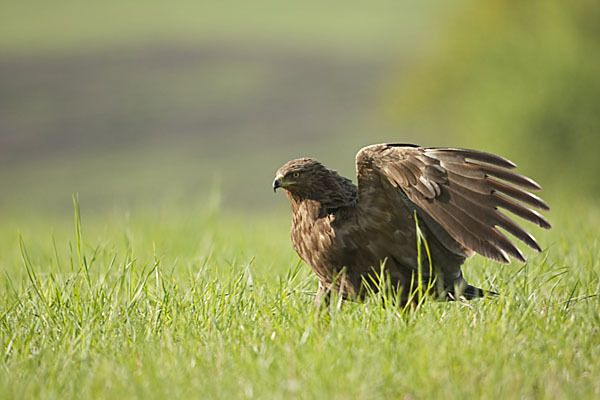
487, 177, 549, 210
415, 199, 514, 263
493, 192, 551, 229
442, 184, 541, 252
356, 144, 550, 264
428, 148, 517, 168
471, 162, 542, 191
439, 160, 542, 191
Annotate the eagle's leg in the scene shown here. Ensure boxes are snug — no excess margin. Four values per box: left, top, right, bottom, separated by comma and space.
314, 281, 331, 309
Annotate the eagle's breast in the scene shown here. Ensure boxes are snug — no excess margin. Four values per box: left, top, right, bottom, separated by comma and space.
290, 199, 337, 283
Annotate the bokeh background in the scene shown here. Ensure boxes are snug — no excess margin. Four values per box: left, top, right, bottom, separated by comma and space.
1, 0, 598, 219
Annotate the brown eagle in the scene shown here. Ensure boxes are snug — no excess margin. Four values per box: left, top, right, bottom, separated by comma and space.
273, 143, 551, 306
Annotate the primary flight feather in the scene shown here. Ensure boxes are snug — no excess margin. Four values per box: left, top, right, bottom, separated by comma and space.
273, 143, 551, 306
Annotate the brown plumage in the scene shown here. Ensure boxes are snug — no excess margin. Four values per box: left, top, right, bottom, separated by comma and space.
273, 143, 551, 306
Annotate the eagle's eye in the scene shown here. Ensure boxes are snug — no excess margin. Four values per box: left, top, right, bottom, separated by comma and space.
292, 172, 300, 178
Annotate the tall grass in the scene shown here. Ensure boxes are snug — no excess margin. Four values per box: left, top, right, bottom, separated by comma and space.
1, 198, 599, 399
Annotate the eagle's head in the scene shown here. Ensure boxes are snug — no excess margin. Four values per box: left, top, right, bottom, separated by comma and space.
273, 158, 328, 197
273, 158, 357, 208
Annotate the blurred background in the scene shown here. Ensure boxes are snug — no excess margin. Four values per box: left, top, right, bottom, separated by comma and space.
1, 0, 598, 219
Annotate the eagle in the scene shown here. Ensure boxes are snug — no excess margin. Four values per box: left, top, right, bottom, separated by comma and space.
273, 143, 551, 306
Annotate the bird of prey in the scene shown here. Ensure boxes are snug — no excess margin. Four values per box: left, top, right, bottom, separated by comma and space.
273, 143, 551, 306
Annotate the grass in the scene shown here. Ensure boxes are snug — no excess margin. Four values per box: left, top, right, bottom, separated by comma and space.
1, 196, 599, 399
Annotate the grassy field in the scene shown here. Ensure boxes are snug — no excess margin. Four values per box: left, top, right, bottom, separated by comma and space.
1, 196, 598, 399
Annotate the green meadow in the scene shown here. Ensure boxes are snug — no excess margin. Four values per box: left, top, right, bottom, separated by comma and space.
1, 0, 599, 399
1, 198, 599, 399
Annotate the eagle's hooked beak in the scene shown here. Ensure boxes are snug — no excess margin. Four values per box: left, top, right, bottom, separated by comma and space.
273, 175, 283, 192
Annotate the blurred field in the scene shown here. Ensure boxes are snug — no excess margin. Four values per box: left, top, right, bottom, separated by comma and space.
0, 43, 388, 213
0, 1, 458, 216
0, 1, 451, 55
1, 0, 599, 399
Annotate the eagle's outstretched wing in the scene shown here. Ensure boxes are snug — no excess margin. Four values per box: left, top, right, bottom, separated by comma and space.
355, 144, 551, 264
